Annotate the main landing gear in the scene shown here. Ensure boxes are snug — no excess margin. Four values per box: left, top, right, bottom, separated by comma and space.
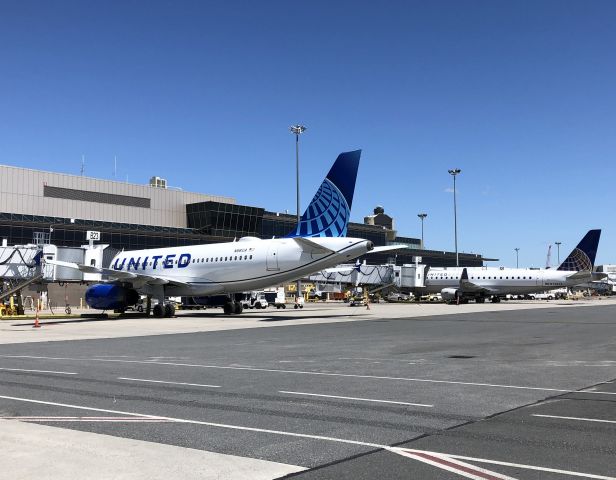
223, 301, 243, 315
152, 303, 176, 318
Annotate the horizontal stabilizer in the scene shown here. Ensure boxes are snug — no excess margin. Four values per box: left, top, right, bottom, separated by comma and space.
566, 270, 592, 281
591, 272, 608, 281
292, 237, 335, 254
368, 245, 410, 254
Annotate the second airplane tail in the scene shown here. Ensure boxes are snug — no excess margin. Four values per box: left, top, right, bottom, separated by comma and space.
557, 229, 601, 271
287, 150, 361, 238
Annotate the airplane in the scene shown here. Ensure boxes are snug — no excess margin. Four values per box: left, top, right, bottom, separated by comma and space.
46, 150, 401, 317
421, 229, 603, 303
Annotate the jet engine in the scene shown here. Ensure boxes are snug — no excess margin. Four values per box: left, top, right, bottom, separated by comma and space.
85, 284, 140, 310
440, 288, 460, 302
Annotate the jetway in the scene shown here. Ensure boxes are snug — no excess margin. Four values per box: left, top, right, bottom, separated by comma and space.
1, 242, 112, 298
1, 240, 115, 315
309, 261, 427, 291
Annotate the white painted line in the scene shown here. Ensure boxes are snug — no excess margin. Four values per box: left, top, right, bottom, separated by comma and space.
389, 448, 516, 480
532, 414, 616, 425
446, 452, 616, 480
576, 389, 616, 395
117, 377, 220, 389
279, 391, 433, 407
0, 355, 573, 392
0, 394, 386, 449
1, 416, 172, 422
0, 367, 77, 375
338, 357, 423, 364
1, 394, 613, 480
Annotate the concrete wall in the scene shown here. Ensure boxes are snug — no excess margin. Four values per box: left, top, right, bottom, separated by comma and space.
0, 165, 235, 228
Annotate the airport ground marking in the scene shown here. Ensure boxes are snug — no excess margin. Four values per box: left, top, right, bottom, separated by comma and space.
444, 452, 616, 480
117, 377, 221, 388
1, 355, 577, 393
279, 391, 433, 407
0, 367, 78, 375
532, 414, 616, 425
1, 394, 614, 480
575, 388, 616, 395
0, 416, 172, 422
338, 357, 424, 364
388, 448, 516, 480
0, 394, 385, 449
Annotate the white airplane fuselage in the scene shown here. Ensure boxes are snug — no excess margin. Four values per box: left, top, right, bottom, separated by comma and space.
424, 266, 590, 296
110, 236, 373, 296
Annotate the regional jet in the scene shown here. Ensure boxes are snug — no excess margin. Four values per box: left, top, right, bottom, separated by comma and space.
47, 150, 398, 316
422, 229, 602, 303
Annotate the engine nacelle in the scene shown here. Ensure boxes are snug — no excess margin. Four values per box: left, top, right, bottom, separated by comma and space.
440, 288, 460, 302
85, 284, 139, 310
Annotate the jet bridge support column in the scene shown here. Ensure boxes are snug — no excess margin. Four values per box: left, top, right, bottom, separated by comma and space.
16, 291, 24, 315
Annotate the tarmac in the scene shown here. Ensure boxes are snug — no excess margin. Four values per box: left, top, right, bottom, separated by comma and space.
1, 298, 615, 479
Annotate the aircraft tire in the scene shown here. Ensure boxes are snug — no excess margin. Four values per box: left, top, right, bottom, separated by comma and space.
233, 302, 243, 314
223, 302, 234, 315
153, 304, 164, 318
164, 304, 175, 317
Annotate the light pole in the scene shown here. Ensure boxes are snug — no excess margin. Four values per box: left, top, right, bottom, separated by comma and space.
417, 213, 427, 249
555, 241, 562, 265
515, 247, 520, 268
290, 124, 306, 299
290, 125, 306, 225
448, 169, 461, 266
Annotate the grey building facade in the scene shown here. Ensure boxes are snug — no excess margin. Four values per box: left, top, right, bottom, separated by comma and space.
0, 164, 489, 267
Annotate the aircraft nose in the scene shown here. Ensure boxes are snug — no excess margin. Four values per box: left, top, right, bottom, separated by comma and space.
367, 241, 374, 251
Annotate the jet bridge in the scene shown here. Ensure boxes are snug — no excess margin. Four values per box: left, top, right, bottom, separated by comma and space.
0, 240, 112, 314
308, 261, 427, 291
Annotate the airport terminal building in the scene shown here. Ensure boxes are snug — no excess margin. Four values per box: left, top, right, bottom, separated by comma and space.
0, 164, 489, 267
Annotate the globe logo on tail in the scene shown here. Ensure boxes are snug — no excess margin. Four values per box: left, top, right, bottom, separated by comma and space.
291, 178, 350, 237
559, 248, 592, 272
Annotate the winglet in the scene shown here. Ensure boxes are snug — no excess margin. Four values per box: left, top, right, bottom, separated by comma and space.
557, 229, 601, 271
287, 150, 361, 238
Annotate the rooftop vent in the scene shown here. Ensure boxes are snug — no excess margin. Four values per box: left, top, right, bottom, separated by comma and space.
149, 176, 167, 189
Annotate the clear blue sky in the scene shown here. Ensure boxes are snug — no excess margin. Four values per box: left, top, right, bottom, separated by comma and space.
1, 0, 614, 267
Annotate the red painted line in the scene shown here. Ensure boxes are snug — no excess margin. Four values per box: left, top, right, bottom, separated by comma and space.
403, 450, 507, 480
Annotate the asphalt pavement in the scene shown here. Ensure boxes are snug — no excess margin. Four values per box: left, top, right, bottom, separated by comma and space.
1, 301, 615, 479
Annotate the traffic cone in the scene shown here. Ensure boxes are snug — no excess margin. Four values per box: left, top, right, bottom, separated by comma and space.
33, 306, 41, 328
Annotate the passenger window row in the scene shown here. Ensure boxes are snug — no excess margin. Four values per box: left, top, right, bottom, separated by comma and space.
192, 255, 253, 263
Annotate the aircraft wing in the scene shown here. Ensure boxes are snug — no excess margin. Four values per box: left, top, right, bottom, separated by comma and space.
459, 268, 497, 294
44, 259, 188, 287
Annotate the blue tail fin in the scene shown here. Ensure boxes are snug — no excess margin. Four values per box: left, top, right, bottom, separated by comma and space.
286, 150, 361, 238
557, 229, 601, 271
